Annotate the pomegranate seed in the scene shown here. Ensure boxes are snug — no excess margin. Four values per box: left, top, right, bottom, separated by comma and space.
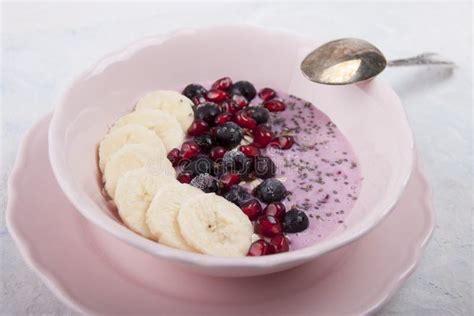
187, 119, 209, 136
234, 111, 257, 129
269, 136, 294, 150
241, 199, 263, 220
219, 100, 241, 114
209, 126, 218, 139
239, 145, 260, 157
219, 172, 241, 192
270, 235, 289, 253
255, 215, 282, 238
167, 148, 181, 167
258, 88, 276, 101
177, 171, 193, 184
215, 112, 233, 125
263, 99, 286, 112
212, 77, 233, 91
209, 146, 226, 161
192, 95, 207, 105
206, 89, 229, 103
231, 94, 249, 109
264, 202, 286, 221
180, 141, 201, 160
247, 240, 274, 256
253, 125, 274, 147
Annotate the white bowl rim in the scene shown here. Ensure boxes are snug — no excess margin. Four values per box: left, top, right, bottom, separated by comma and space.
48, 24, 415, 269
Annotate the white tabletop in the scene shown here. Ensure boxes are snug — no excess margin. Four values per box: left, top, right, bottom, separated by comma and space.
1, 2, 472, 315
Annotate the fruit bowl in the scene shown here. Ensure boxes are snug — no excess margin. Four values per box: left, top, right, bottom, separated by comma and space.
48, 25, 414, 277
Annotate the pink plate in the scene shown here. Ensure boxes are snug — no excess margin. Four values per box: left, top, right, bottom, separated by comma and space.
7, 114, 433, 315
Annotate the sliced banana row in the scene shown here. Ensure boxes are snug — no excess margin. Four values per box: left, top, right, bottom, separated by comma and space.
98, 90, 253, 257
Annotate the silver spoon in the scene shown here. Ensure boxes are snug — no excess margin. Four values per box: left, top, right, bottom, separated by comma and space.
300, 38, 455, 85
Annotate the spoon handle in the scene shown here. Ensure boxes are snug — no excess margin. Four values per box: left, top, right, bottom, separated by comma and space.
387, 52, 455, 67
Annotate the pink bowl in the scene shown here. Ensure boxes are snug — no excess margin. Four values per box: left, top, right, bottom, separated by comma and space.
48, 25, 414, 277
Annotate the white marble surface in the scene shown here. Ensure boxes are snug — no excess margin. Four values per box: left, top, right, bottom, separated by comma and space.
1, 2, 472, 315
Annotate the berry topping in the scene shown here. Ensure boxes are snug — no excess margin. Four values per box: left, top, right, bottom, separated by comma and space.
224, 185, 252, 206
231, 81, 257, 101
269, 235, 289, 253
209, 146, 227, 161
231, 94, 249, 109
247, 240, 274, 256
180, 141, 200, 160
255, 215, 282, 237
234, 111, 257, 129
211, 77, 233, 91
263, 99, 286, 112
206, 89, 229, 103
239, 145, 260, 158
254, 178, 288, 203
240, 199, 263, 221
253, 125, 274, 148
219, 100, 242, 114
194, 103, 222, 125
187, 119, 209, 136
222, 151, 253, 176
247, 107, 270, 124
191, 95, 207, 106
190, 173, 219, 193
215, 112, 233, 125
182, 84, 207, 99
264, 202, 286, 221
184, 155, 214, 176
269, 136, 294, 150
219, 172, 241, 192
177, 171, 194, 184
282, 208, 309, 233
215, 122, 243, 148
193, 133, 213, 153
258, 87, 277, 101
167, 148, 181, 167
253, 156, 276, 179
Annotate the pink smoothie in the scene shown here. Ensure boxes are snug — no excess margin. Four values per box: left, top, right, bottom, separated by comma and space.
261, 92, 362, 250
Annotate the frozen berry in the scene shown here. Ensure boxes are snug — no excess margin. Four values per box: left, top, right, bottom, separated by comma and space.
231, 81, 257, 101
190, 173, 219, 193
269, 136, 294, 150
182, 84, 207, 99
240, 199, 263, 221
219, 172, 241, 192
215, 122, 243, 148
195, 103, 222, 125
270, 235, 289, 253
247, 240, 274, 256
222, 151, 252, 177
263, 99, 286, 112
209, 146, 226, 161
258, 87, 276, 101
187, 119, 209, 136
184, 155, 214, 176
239, 145, 260, 158
180, 141, 200, 160
224, 185, 252, 206
206, 89, 229, 103
253, 125, 274, 148
231, 94, 249, 109
234, 111, 257, 129
253, 156, 276, 179
283, 208, 309, 233
193, 133, 213, 153
254, 178, 287, 203
212, 77, 233, 91
247, 107, 270, 124
177, 171, 193, 184
264, 202, 286, 221
255, 215, 282, 237
215, 112, 233, 125
167, 148, 181, 167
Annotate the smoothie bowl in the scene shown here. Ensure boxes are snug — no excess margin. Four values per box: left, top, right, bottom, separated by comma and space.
48, 25, 414, 277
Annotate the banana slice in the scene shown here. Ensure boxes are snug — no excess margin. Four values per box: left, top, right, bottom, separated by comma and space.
111, 109, 185, 151
103, 143, 174, 198
146, 182, 203, 251
135, 90, 194, 130
98, 124, 165, 172
178, 193, 253, 257
115, 168, 177, 238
